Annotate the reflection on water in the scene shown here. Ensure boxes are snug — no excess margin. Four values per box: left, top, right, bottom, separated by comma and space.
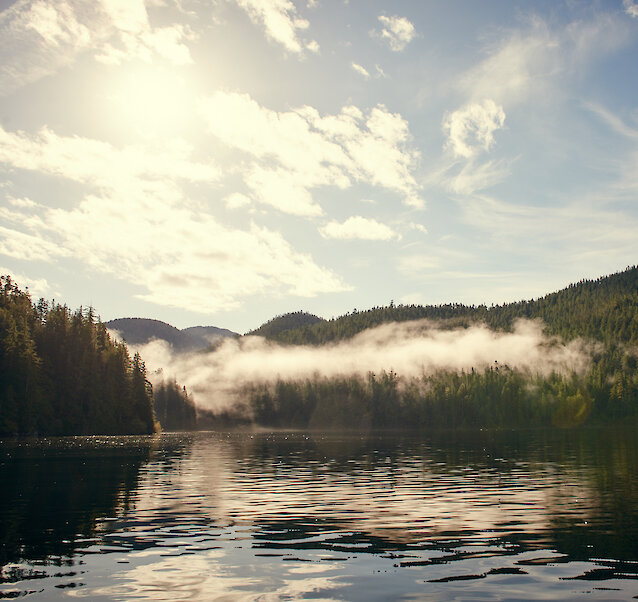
1, 428, 638, 600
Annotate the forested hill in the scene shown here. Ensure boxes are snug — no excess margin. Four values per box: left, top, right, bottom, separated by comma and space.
106, 318, 237, 352
247, 311, 324, 338
0, 277, 156, 437
257, 266, 638, 346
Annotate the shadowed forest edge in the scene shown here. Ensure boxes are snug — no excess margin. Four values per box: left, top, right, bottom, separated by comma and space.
1, 266, 637, 435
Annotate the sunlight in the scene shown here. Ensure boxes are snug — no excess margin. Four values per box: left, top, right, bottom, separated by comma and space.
106, 66, 196, 140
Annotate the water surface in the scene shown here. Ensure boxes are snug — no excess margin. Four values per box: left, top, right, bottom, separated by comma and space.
1, 428, 637, 600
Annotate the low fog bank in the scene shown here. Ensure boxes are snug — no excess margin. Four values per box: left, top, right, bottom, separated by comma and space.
123, 319, 595, 413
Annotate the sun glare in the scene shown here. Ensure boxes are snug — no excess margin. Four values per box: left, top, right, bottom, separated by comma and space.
107, 67, 196, 140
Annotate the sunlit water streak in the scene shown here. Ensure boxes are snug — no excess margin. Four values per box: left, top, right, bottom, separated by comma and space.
1, 428, 637, 600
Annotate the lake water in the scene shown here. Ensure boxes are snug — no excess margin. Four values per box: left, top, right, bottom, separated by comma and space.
1, 428, 638, 601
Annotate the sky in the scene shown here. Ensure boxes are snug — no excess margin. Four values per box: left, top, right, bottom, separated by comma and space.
0, 0, 637, 334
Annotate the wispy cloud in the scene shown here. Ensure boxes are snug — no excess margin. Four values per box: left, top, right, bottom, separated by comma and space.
319, 216, 399, 241
458, 194, 638, 278
231, 0, 318, 55
446, 158, 513, 195
351, 62, 370, 79
374, 14, 415, 52
199, 92, 424, 215
458, 14, 630, 107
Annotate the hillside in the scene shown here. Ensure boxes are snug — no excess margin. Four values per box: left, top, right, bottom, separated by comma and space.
247, 311, 324, 339
106, 318, 237, 352
257, 266, 638, 346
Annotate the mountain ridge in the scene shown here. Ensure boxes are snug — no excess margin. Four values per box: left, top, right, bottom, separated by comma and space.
105, 317, 238, 352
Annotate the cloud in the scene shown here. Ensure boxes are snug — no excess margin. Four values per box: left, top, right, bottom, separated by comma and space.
624, 0, 638, 18
134, 319, 593, 413
0, 0, 92, 95
397, 254, 440, 276
319, 216, 399, 241
351, 62, 370, 79
23, 0, 91, 48
0, 0, 194, 95
0, 125, 350, 313
585, 102, 638, 141
224, 192, 252, 209
446, 158, 512, 195
232, 0, 318, 55
443, 99, 506, 159
457, 193, 638, 278
0, 125, 219, 189
459, 22, 558, 105
94, 0, 194, 65
199, 92, 424, 214
409, 223, 428, 235
458, 15, 630, 107
375, 15, 415, 51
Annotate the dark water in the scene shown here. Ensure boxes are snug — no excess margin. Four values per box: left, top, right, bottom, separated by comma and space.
1, 428, 638, 601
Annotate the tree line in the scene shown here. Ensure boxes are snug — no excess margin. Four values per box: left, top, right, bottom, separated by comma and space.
239, 265, 638, 429
258, 266, 638, 347
0, 276, 157, 436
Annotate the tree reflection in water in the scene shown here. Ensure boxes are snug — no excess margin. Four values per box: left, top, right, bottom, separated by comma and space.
1, 428, 637, 599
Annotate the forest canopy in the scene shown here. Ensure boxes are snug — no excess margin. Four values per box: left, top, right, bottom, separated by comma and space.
0, 276, 155, 436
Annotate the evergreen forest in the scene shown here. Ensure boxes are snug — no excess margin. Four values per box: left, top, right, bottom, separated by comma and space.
1, 265, 638, 435
241, 265, 638, 430
0, 276, 156, 436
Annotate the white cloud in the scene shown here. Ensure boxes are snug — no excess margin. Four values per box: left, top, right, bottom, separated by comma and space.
624, 0, 638, 18
94, 0, 194, 65
351, 62, 370, 79
244, 165, 324, 216
443, 99, 506, 159
375, 15, 415, 51
199, 92, 423, 214
319, 216, 399, 241
23, 0, 91, 48
0, 0, 92, 95
0, 225, 68, 262
0, 126, 349, 312
0, 0, 194, 95
0, 125, 219, 190
232, 0, 318, 55
224, 192, 252, 209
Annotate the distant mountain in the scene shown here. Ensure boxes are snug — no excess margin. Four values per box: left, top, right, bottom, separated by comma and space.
247, 311, 324, 339
105, 318, 238, 352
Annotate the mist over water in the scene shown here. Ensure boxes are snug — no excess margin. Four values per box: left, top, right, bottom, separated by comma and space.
126, 319, 594, 412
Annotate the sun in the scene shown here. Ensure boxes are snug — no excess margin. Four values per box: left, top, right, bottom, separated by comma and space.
106, 66, 197, 141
